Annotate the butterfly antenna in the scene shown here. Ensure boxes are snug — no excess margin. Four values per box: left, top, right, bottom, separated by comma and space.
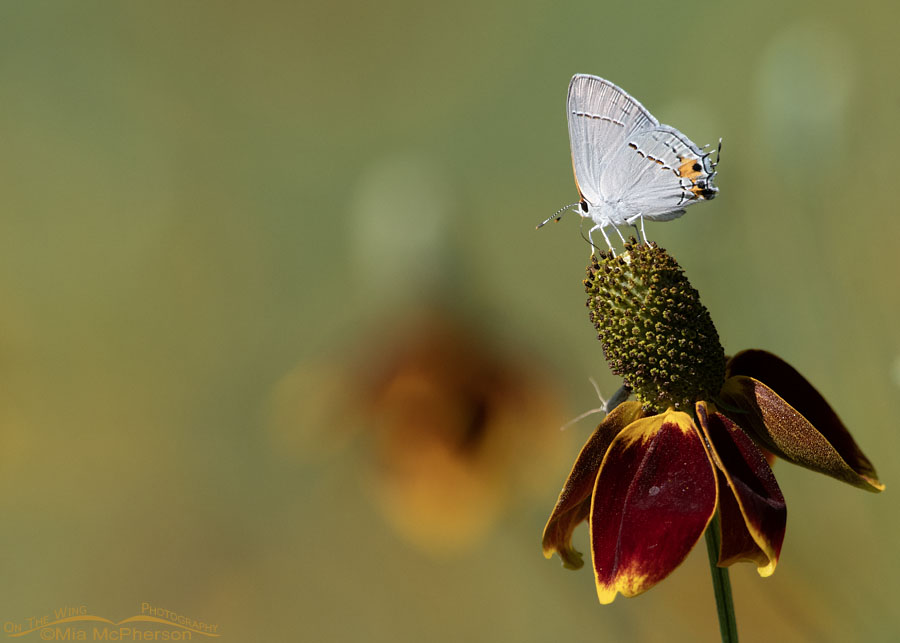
559, 377, 608, 431
559, 380, 632, 431
560, 406, 605, 431
713, 138, 723, 168
536, 202, 580, 229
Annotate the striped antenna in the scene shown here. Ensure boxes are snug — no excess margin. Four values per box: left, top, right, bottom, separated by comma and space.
536, 202, 580, 229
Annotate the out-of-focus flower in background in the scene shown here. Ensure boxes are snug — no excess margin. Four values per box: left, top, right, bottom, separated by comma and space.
362, 310, 567, 553
271, 308, 568, 554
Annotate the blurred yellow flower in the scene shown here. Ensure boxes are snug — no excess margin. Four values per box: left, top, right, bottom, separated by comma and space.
271, 308, 568, 554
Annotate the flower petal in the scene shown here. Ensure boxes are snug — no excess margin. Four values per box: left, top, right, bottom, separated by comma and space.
696, 402, 786, 576
719, 370, 883, 492
542, 401, 645, 569
590, 410, 717, 603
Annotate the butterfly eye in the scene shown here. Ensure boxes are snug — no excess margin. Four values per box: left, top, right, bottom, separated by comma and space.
580, 201, 589, 212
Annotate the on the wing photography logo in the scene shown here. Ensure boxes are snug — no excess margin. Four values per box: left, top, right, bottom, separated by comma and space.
3, 603, 219, 640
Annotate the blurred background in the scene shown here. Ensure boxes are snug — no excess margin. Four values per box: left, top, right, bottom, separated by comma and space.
1, 1, 898, 641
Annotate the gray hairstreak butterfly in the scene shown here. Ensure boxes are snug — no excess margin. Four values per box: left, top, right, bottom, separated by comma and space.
538, 74, 720, 252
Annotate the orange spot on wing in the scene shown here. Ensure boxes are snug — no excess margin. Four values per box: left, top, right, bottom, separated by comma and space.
677, 157, 704, 180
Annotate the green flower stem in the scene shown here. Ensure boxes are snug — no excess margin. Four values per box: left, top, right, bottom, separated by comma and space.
704, 510, 738, 642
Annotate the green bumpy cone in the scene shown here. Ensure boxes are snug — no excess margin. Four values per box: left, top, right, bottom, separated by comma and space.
585, 242, 726, 412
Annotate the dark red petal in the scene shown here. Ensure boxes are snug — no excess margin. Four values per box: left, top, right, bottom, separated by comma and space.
717, 480, 767, 567
696, 402, 786, 576
542, 401, 645, 569
590, 411, 717, 603
724, 350, 882, 491
720, 375, 883, 492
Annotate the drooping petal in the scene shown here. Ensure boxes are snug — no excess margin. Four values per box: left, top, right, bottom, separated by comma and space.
696, 402, 786, 576
719, 373, 883, 492
716, 482, 768, 568
589, 410, 717, 603
542, 401, 645, 569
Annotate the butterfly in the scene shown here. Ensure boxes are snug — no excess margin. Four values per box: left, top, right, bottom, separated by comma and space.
538, 74, 720, 252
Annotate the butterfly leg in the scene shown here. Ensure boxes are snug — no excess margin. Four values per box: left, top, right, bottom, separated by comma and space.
613, 225, 627, 245
588, 223, 615, 256
626, 214, 649, 246
631, 222, 642, 244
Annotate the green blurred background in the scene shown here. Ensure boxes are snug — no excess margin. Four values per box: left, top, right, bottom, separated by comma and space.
1, 1, 897, 641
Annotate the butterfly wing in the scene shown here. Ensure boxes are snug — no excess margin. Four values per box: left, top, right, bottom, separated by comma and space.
600, 124, 718, 220
567, 75, 658, 205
